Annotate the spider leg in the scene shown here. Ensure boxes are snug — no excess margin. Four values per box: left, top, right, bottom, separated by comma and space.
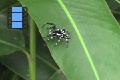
55, 36, 62, 46
66, 30, 70, 34
65, 39, 69, 48
43, 35, 51, 40
61, 29, 70, 34
45, 23, 56, 25
42, 23, 56, 28
55, 38, 61, 46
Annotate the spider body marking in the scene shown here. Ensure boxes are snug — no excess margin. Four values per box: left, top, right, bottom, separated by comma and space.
42, 23, 70, 48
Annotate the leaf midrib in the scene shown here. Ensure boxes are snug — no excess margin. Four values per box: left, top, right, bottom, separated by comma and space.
57, 0, 100, 80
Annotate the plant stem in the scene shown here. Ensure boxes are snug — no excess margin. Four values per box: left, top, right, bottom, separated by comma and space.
0, 40, 30, 60
29, 18, 36, 80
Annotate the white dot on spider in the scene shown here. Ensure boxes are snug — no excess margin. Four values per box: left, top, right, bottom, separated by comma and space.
58, 40, 60, 42
56, 43, 57, 45
42, 23, 70, 48
51, 37, 53, 39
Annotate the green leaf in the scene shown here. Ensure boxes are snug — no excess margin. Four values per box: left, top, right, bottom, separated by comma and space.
106, 0, 120, 23
49, 69, 68, 80
0, 29, 25, 55
106, 0, 120, 11
0, 0, 18, 12
19, 0, 120, 80
0, 12, 25, 55
0, 14, 7, 29
0, 62, 20, 80
0, 9, 26, 55
0, 51, 56, 80
0, 29, 59, 80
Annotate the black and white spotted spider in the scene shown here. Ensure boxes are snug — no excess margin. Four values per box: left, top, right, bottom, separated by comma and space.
42, 23, 70, 47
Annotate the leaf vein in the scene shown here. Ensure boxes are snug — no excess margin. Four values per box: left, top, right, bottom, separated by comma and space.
57, 0, 100, 80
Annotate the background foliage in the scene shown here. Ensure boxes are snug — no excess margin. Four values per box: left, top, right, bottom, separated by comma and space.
0, 0, 120, 80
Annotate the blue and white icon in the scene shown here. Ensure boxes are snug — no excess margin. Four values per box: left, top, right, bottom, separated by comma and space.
7, 7, 28, 29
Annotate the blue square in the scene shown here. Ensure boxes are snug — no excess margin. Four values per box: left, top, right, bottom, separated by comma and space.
12, 7, 22, 12
12, 22, 22, 28
12, 13, 22, 21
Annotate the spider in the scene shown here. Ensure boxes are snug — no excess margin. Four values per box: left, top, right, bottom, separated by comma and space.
42, 23, 70, 48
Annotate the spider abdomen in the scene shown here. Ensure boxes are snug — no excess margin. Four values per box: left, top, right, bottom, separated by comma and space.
42, 23, 70, 48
